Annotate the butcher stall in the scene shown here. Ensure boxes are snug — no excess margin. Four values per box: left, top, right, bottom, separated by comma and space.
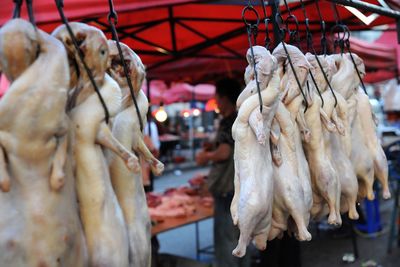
1, 0, 400, 267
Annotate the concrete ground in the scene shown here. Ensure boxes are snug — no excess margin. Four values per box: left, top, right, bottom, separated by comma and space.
152, 166, 400, 267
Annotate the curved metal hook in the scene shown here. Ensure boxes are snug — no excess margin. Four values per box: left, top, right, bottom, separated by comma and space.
242, 5, 260, 28
285, 14, 299, 36
275, 13, 286, 41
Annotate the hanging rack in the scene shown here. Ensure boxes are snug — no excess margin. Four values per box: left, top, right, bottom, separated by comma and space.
270, 0, 309, 113
242, 0, 263, 113
296, 0, 325, 108
25, 0, 36, 26
330, 1, 368, 95
259, 0, 271, 49
107, 0, 144, 132
54, 0, 110, 123
12, 0, 23, 19
281, 0, 301, 48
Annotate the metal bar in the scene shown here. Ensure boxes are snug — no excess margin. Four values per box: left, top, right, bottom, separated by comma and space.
270, 0, 280, 48
170, 16, 365, 26
350, 221, 359, 259
179, 26, 244, 55
188, 54, 241, 60
132, 50, 172, 56
94, 20, 173, 54
328, 0, 400, 19
387, 180, 399, 253
118, 18, 168, 31
195, 221, 200, 261
127, 21, 165, 36
176, 21, 243, 59
169, 6, 178, 53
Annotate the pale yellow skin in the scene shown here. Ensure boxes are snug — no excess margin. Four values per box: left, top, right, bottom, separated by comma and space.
321, 90, 359, 221
355, 88, 390, 199
231, 76, 279, 257
0, 19, 87, 267
107, 41, 163, 267
272, 43, 314, 236
268, 102, 312, 242
302, 54, 353, 225
230, 46, 281, 257
330, 54, 375, 201
53, 22, 141, 267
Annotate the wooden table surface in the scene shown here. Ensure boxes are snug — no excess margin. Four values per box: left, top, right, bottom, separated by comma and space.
151, 199, 213, 236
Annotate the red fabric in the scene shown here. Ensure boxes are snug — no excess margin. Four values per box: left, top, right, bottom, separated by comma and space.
364, 70, 397, 83
1, 0, 398, 83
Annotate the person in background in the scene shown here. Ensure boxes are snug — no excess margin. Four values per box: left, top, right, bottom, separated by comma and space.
196, 78, 250, 267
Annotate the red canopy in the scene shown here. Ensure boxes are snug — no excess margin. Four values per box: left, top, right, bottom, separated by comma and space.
1, 0, 399, 83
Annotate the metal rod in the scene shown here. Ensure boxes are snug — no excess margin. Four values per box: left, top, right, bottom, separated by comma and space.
269, 0, 280, 48
168, 6, 178, 53
176, 21, 243, 58
147, 26, 245, 71
328, 0, 400, 19
95, 20, 173, 54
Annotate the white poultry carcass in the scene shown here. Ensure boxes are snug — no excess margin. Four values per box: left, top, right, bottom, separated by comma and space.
330, 53, 375, 200
231, 46, 280, 257
356, 87, 390, 199
107, 40, 164, 267
272, 43, 315, 229
0, 19, 87, 266
348, 55, 390, 199
268, 101, 313, 241
306, 53, 358, 222
53, 22, 140, 267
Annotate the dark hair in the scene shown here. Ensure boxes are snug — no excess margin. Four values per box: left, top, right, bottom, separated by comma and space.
215, 77, 242, 105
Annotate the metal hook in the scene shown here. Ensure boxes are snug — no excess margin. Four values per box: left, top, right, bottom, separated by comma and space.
242, 5, 260, 28
264, 18, 271, 50
25, 0, 37, 27
55, 0, 110, 123
13, 0, 23, 18
259, 0, 270, 49
275, 13, 286, 42
285, 14, 299, 37
242, 3, 263, 113
107, 0, 118, 24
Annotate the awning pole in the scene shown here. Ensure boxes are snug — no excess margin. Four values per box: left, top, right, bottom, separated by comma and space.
328, 0, 400, 44
328, 0, 400, 19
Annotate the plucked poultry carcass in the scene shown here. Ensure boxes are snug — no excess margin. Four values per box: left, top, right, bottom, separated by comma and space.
271, 43, 315, 230
53, 22, 140, 267
268, 101, 313, 241
330, 53, 375, 200
107, 40, 164, 267
306, 53, 358, 221
356, 87, 390, 199
0, 19, 87, 266
347, 56, 390, 199
231, 46, 280, 257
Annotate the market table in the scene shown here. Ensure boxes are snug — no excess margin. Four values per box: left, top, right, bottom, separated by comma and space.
151, 198, 214, 260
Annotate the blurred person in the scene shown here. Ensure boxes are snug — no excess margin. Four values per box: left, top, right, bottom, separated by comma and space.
196, 78, 250, 267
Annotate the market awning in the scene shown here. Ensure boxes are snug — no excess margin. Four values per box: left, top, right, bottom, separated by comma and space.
1, 0, 400, 83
